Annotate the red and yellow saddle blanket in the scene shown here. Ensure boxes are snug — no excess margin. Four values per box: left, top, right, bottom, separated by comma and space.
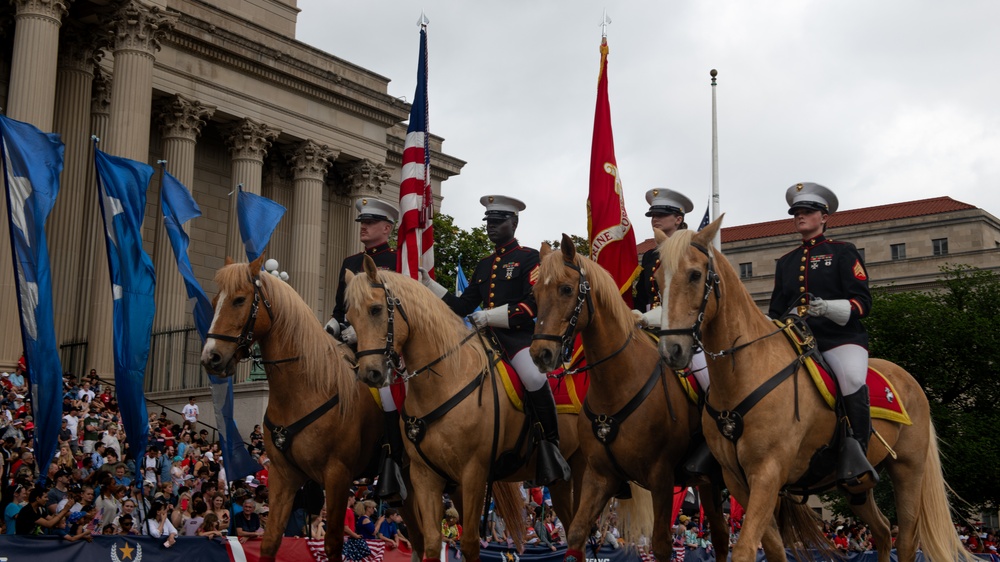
777, 320, 911, 425
640, 330, 704, 405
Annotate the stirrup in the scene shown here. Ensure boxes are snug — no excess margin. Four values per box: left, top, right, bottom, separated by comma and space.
534, 439, 571, 486
377, 457, 407, 501
837, 438, 878, 495
683, 441, 719, 478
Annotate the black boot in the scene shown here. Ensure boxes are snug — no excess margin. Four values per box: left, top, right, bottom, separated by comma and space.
525, 386, 571, 486
682, 437, 719, 479
377, 411, 407, 502
837, 387, 879, 495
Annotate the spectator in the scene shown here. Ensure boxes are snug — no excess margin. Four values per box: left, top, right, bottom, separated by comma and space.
145, 501, 178, 546
183, 397, 200, 424
78, 382, 95, 405
63, 407, 81, 448
181, 498, 208, 536
117, 513, 139, 535
235, 498, 264, 539
16, 487, 72, 535
378, 507, 410, 550
46, 469, 72, 515
101, 425, 122, 459
209, 493, 230, 535
112, 464, 132, 488
198, 511, 225, 539
533, 505, 556, 551
5, 483, 29, 534
142, 447, 161, 486
488, 508, 509, 545
441, 506, 461, 548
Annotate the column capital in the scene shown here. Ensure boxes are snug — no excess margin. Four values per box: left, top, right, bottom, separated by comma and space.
107, 0, 175, 55
224, 118, 280, 162
343, 158, 391, 197
12, 0, 70, 24
157, 94, 215, 142
91, 68, 112, 116
58, 21, 110, 73
288, 140, 338, 181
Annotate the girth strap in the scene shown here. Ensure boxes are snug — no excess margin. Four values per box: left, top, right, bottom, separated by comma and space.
705, 355, 803, 443
264, 393, 340, 453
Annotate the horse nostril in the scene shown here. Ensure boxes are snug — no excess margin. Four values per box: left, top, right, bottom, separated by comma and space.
210, 352, 222, 367
541, 349, 553, 368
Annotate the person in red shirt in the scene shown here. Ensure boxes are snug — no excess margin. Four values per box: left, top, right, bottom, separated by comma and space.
344, 492, 361, 539
833, 528, 849, 552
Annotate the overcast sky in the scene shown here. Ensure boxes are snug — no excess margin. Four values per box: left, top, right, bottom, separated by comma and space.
296, 1, 1000, 248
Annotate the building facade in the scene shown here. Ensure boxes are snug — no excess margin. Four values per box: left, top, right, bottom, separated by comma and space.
0, 0, 464, 431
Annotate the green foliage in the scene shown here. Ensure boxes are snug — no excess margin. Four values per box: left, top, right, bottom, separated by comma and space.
542, 234, 590, 258
826, 264, 1000, 519
431, 213, 491, 292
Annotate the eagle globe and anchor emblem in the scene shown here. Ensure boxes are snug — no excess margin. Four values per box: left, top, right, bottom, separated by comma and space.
110, 540, 142, 562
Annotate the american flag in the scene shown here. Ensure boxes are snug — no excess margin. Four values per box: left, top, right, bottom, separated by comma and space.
397, 19, 434, 279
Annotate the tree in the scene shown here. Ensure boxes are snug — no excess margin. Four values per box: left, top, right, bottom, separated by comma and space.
431, 213, 491, 293
825, 264, 1000, 519
542, 234, 590, 258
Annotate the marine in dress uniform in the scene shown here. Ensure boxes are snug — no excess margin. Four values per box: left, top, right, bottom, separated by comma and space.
420, 195, 570, 486
768, 182, 878, 492
323, 197, 406, 502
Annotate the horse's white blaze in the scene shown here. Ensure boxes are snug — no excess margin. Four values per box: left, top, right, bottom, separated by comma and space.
659, 270, 673, 330
200, 290, 228, 362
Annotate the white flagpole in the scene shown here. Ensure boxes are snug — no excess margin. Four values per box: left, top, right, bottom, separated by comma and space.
710, 69, 721, 250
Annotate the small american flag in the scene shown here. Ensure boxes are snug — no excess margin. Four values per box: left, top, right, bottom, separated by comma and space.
397, 21, 434, 279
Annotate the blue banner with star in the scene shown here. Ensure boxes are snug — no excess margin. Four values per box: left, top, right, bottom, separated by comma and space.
0, 535, 230, 561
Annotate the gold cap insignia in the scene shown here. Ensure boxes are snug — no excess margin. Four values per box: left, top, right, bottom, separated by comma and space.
796, 183, 804, 191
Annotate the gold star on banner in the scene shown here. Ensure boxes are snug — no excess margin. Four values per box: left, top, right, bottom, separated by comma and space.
119, 542, 135, 560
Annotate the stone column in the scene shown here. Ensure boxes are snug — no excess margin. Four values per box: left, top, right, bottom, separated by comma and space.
87, 0, 174, 378
343, 159, 391, 253
287, 140, 338, 317
223, 119, 279, 262
74, 70, 112, 345
48, 23, 107, 349
0, 0, 70, 369
152, 94, 215, 331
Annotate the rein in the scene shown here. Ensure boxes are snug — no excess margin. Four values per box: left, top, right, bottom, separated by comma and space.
206, 272, 300, 365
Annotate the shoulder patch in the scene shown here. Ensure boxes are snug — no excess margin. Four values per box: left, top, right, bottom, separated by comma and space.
529, 264, 540, 286
853, 259, 867, 281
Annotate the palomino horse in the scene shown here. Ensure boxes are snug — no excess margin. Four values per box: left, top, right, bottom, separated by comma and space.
656, 218, 974, 562
529, 236, 728, 562
200, 256, 423, 562
346, 256, 593, 562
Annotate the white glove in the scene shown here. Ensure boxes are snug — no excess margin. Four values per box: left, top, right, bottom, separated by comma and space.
470, 305, 509, 329
419, 268, 448, 298
807, 298, 852, 326
340, 325, 357, 345
631, 307, 662, 329
324, 318, 341, 338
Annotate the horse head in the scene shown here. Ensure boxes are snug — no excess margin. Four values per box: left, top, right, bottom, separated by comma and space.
201, 254, 275, 376
655, 216, 724, 370
530, 233, 594, 373
345, 255, 409, 388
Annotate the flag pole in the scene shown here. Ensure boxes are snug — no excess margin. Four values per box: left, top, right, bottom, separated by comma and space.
710, 69, 721, 250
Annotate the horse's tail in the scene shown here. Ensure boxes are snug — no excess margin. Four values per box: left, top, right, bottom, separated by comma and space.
492, 481, 526, 549
916, 421, 978, 562
776, 495, 837, 562
615, 484, 654, 549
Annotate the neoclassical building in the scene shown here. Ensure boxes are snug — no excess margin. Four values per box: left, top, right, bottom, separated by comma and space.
0, 0, 464, 430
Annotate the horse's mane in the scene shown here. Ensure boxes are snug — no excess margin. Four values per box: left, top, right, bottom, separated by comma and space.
538, 249, 637, 336
345, 269, 487, 372
213, 263, 355, 417
657, 229, 696, 276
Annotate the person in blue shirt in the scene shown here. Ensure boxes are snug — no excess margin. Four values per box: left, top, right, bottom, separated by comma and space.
377, 508, 411, 550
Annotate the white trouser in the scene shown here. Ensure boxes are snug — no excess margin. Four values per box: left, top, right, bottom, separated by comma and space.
822, 344, 869, 395
689, 350, 710, 392
379, 386, 397, 413
511, 348, 549, 392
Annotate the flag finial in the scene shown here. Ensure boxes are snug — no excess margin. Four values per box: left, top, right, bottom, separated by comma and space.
711, 68, 718, 86
417, 11, 429, 27
600, 9, 611, 37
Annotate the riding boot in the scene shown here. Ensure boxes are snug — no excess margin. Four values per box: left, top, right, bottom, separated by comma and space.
682, 435, 720, 480
837, 387, 879, 495
377, 411, 407, 502
525, 386, 571, 486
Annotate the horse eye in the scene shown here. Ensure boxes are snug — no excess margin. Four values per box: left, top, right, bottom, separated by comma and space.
558, 285, 573, 297
688, 270, 702, 283
232, 296, 246, 306
369, 305, 383, 316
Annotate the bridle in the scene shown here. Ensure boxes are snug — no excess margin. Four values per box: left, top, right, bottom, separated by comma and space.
657, 242, 721, 355
354, 280, 409, 380
531, 259, 594, 365
531, 259, 633, 374
206, 272, 274, 361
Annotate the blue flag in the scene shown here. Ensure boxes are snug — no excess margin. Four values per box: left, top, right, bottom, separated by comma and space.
455, 256, 469, 296
236, 185, 285, 261
0, 114, 65, 480
94, 145, 155, 462
160, 170, 261, 481
697, 204, 710, 232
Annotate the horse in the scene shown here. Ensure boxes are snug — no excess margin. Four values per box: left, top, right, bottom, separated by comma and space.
655, 217, 975, 562
529, 235, 729, 562
199, 255, 424, 562
345, 255, 598, 562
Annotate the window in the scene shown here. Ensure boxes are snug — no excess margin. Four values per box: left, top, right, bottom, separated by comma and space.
739, 262, 753, 279
932, 238, 948, 256
890, 243, 906, 260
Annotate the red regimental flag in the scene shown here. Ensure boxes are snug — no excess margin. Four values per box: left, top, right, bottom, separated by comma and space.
587, 38, 639, 306
398, 26, 434, 279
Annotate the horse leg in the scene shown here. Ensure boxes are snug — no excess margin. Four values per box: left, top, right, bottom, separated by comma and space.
647, 480, 676, 562
697, 482, 729, 562
260, 460, 307, 562
548, 479, 574, 538
411, 463, 448, 562
400, 474, 425, 562
729, 468, 787, 562
886, 454, 922, 562
848, 489, 892, 562
322, 464, 355, 562
457, 477, 487, 562
564, 465, 617, 562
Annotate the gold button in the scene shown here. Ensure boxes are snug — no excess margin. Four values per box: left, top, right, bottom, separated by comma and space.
494, 256, 501, 262
803, 249, 809, 255
799, 266, 805, 271
801, 257, 807, 262
489, 293, 495, 298
490, 283, 495, 288
492, 265, 498, 270
800, 297, 807, 304
799, 286, 805, 292
491, 274, 496, 279
798, 276, 804, 281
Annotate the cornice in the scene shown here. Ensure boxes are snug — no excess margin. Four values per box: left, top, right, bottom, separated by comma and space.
385, 135, 466, 182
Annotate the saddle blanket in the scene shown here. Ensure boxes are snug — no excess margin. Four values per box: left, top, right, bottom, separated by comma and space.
641, 329, 705, 405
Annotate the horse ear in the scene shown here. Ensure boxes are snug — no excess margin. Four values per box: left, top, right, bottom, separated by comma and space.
653, 228, 668, 245
362, 254, 379, 282
345, 269, 355, 285
693, 214, 725, 249
224, 256, 234, 266
560, 233, 576, 260
540, 242, 552, 259
249, 253, 265, 276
